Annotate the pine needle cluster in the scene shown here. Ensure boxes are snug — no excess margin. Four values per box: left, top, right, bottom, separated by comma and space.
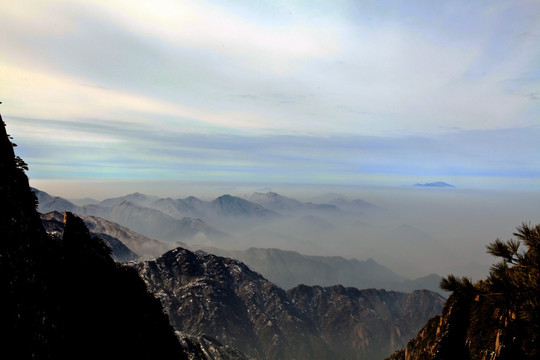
440, 223, 540, 358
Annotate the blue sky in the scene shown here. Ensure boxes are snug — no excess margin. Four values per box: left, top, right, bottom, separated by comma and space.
1, 0, 539, 196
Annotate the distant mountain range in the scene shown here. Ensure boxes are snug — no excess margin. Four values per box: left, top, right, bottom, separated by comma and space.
33, 187, 448, 294
33, 188, 230, 243
32, 188, 383, 244
40, 208, 444, 295
5, 117, 446, 360
194, 246, 444, 295
247, 191, 342, 214
38, 208, 446, 359
413, 182, 456, 188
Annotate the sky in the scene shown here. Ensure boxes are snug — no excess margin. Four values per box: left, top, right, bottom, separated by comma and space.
1, 0, 539, 197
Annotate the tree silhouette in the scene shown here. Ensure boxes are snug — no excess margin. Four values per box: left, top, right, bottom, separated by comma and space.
439, 222, 540, 358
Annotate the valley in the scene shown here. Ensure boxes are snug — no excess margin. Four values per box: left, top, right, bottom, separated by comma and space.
35, 187, 448, 294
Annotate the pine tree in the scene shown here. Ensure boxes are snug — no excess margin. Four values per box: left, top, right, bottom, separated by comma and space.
439, 223, 540, 358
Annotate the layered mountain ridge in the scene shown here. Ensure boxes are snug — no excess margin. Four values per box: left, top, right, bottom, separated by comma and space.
135, 246, 446, 360
39, 207, 444, 295
34, 187, 447, 293
196, 246, 443, 294
33, 188, 229, 243
3, 116, 447, 359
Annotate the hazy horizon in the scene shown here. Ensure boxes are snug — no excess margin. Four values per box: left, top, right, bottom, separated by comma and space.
31, 180, 539, 281
2, 1, 538, 283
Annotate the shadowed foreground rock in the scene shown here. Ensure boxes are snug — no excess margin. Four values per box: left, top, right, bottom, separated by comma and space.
0, 117, 187, 359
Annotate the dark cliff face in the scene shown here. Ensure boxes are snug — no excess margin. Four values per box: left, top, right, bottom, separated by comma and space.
40, 210, 139, 262
136, 247, 445, 360
0, 116, 61, 358
400, 292, 534, 360
0, 118, 187, 359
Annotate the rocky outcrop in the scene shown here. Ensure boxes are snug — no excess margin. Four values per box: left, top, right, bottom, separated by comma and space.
135, 247, 330, 359
135, 247, 445, 360
179, 333, 250, 360
389, 223, 540, 360
400, 292, 529, 360
40, 211, 139, 261
40, 210, 178, 260
0, 117, 187, 359
289, 286, 445, 360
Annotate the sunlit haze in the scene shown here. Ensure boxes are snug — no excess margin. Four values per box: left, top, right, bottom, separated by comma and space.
1, 1, 539, 280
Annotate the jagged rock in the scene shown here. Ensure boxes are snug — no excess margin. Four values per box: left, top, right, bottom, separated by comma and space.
400, 292, 530, 360
40, 211, 139, 262
391, 223, 540, 360
178, 333, 250, 360
288, 286, 445, 360
135, 247, 331, 359
0, 117, 187, 359
135, 247, 445, 360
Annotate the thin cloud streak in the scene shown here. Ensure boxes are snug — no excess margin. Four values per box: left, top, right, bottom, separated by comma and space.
8, 116, 540, 188
1, 0, 539, 188
1, 0, 539, 135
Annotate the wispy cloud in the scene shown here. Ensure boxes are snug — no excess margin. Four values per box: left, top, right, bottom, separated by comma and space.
1, 0, 539, 188
8, 116, 540, 187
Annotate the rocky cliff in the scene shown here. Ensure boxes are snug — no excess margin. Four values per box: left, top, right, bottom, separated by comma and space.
0, 117, 188, 359
393, 292, 530, 360
40, 210, 175, 260
289, 285, 445, 360
135, 247, 446, 360
387, 224, 540, 360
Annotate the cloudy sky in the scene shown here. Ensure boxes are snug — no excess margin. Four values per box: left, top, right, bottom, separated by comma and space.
1, 0, 539, 197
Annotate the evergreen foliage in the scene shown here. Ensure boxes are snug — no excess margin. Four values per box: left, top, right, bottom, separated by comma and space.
389, 224, 539, 360
437, 222, 540, 359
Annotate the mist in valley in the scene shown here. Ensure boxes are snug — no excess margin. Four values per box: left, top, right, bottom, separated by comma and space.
35, 180, 538, 282
191, 186, 537, 280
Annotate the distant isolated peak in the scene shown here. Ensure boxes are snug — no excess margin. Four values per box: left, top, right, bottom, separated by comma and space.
413, 182, 456, 188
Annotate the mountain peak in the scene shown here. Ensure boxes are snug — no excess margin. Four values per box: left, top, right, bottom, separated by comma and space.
137, 246, 445, 360
413, 181, 456, 188
210, 194, 277, 218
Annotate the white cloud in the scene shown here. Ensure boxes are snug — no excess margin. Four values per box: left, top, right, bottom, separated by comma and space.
0, 0, 538, 139
89, 0, 342, 74
0, 63, 266, 131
